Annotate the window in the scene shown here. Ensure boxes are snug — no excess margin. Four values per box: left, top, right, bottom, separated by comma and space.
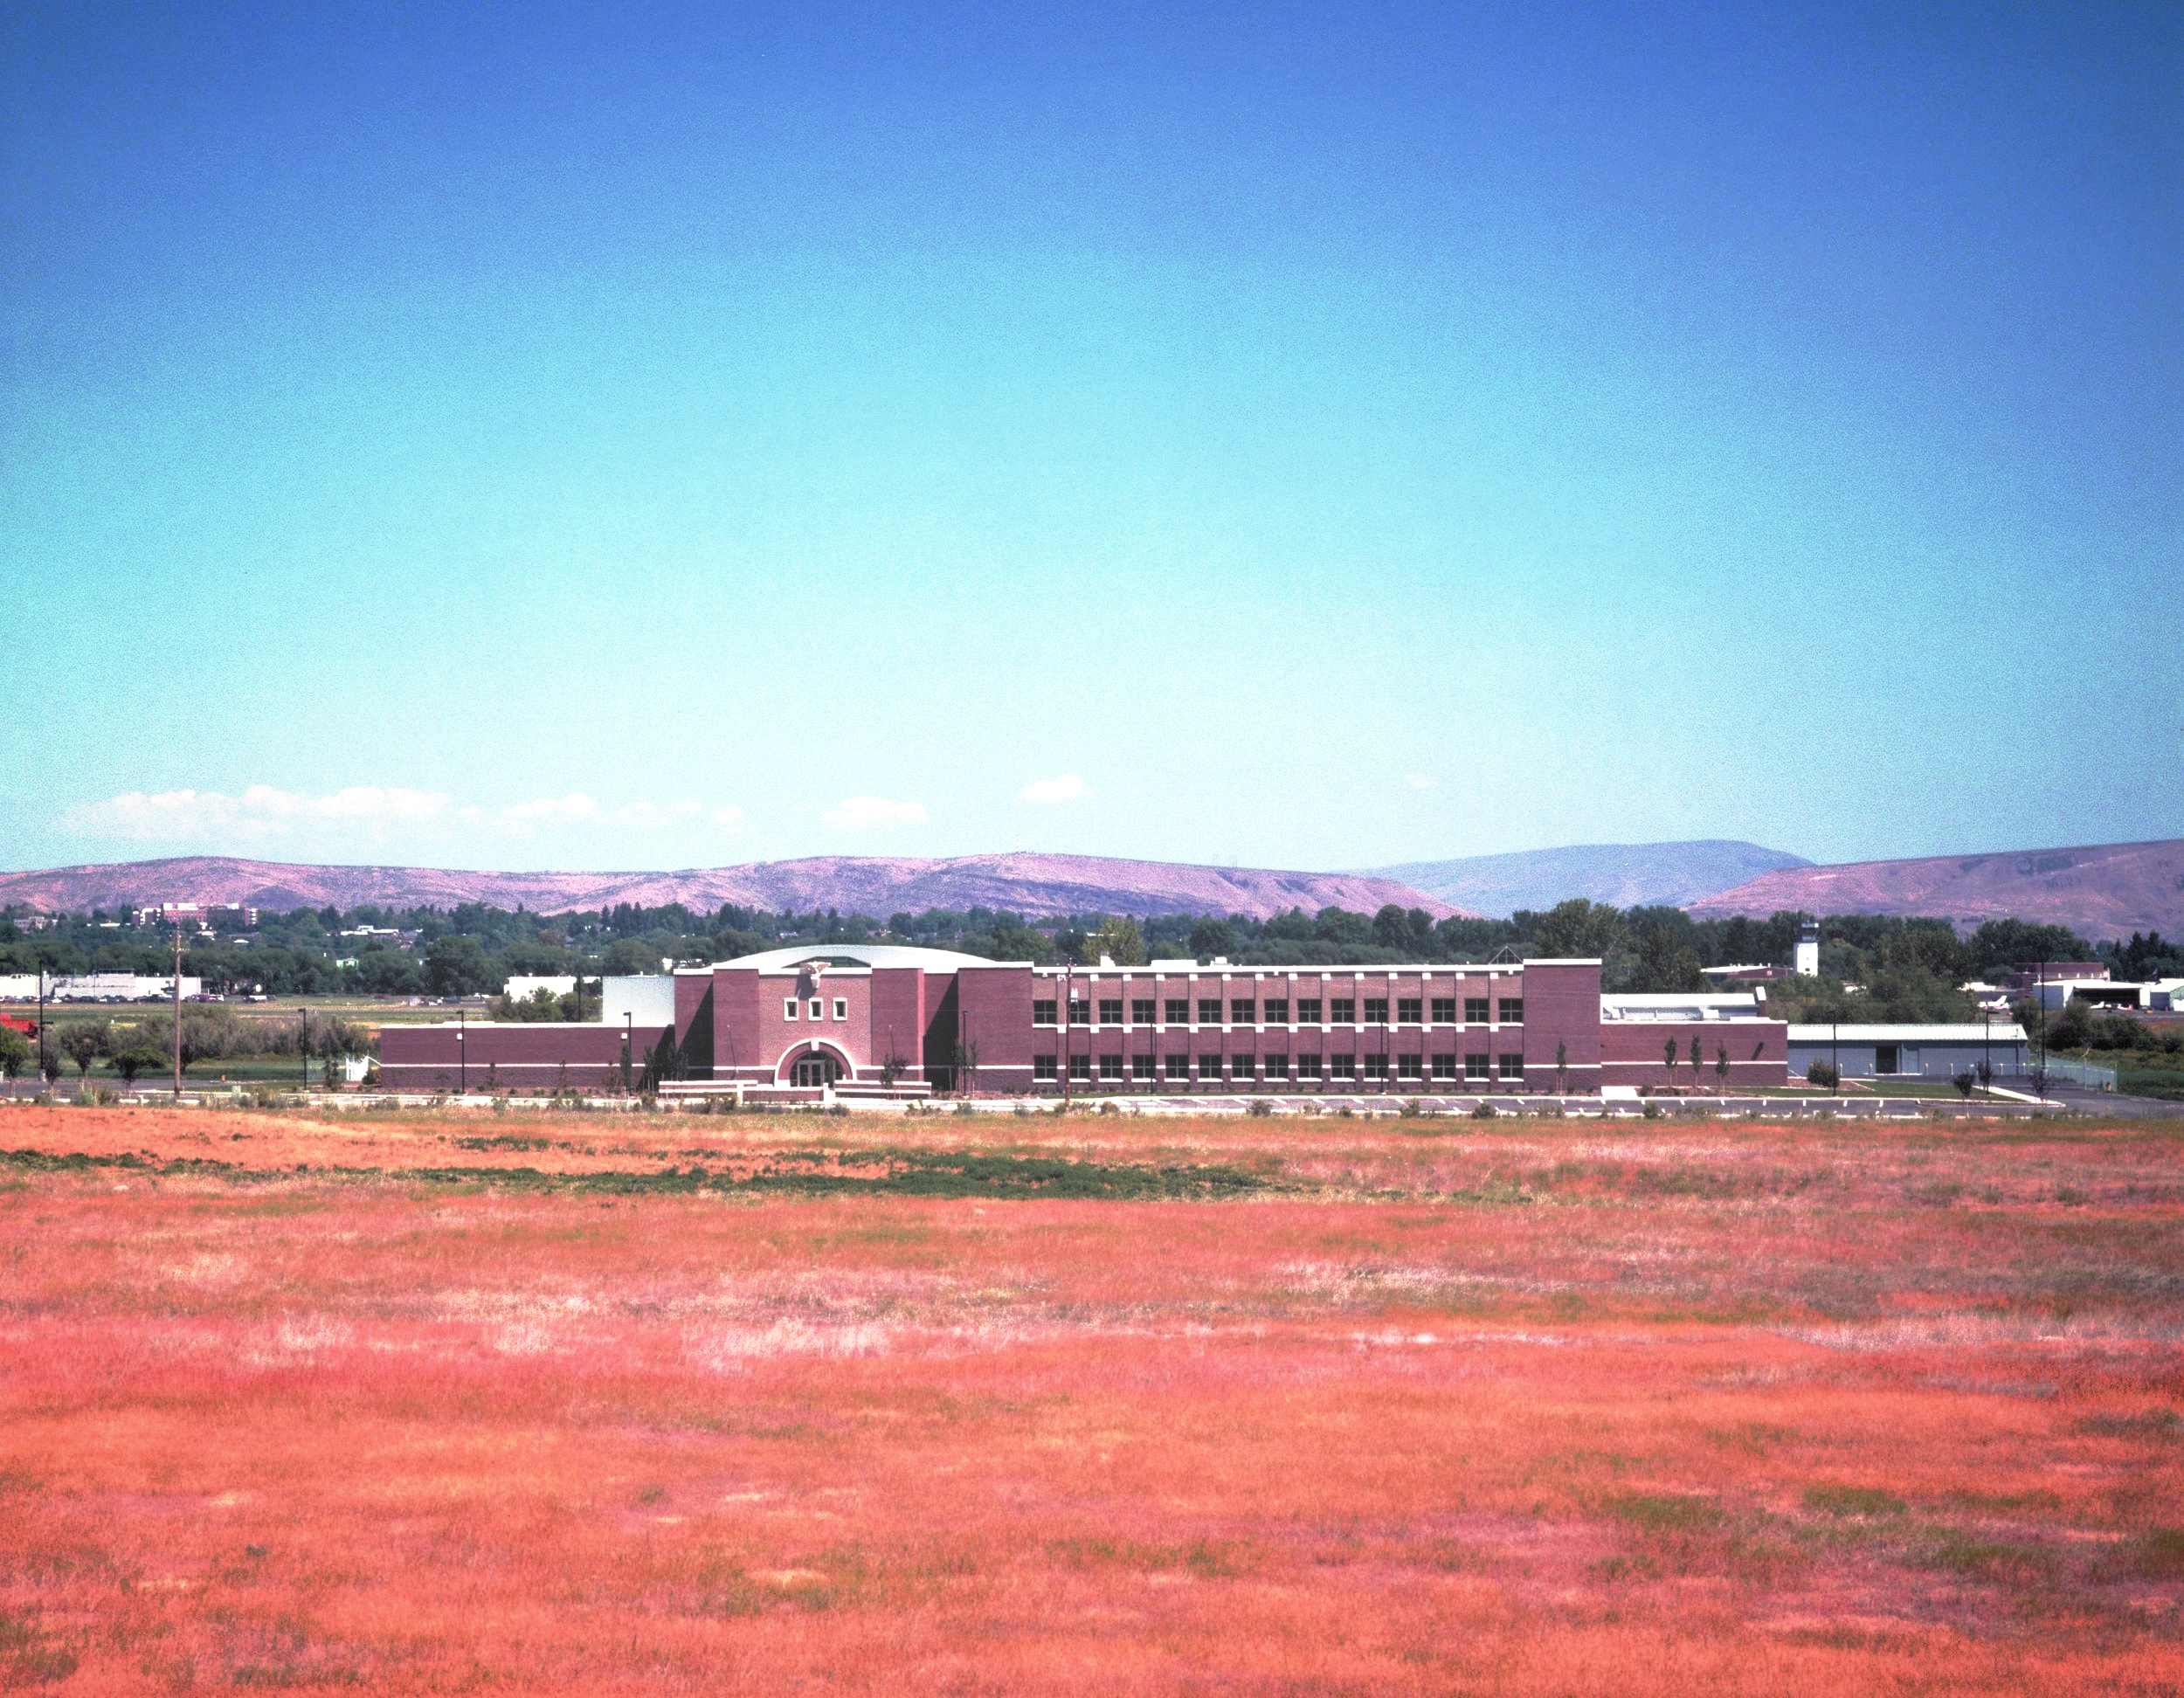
1230, 998, 1255, 1025
1131, 998, 1156, 1025
1198, 998, 1223, 1025
1033, 999, 1058, 1027
1165, 1053, 1190, 1080
1464, 1053, 1489, 1081
1431, 1053, 1457, 1080
1132, 1054, 1157, 1080
1364, 1053, 1389, 1080
1068, 1054, 1091, 1081
1499, 997, 1524, 1025
1232, 1053, 1254, 1080
1068, 998, 1090, 1025
1329, 1053, 1356, 1080
1032, 1054, 1058, 1081
1098, 998, 1123, 1025
1296, 997, 1322, 1023
1263, 997, 1289, 1024
1875, 1045, 1899, 1075
1363, 997, 1389, 1024
1165, 998, 1190, 1024
1498, 1053, 1524, 1082
783, 997, 800, 1020
1396, 997, 1422, 1024
1396, 1053, 1423, 1079
1099, 1053, 1123, 1080
1431, 997, 1456, 1024
1199, 1053, 1224, 1080
1330, 997, 1355, 1024
832, 998, 847, 1021
1265, 1053, 1289, 1080
1296, 1053, 1323, 1079
809, 998, 824, 1021
1464, 997, 1489, 1024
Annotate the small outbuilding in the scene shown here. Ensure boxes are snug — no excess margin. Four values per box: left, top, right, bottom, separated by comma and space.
1787, 1023, 2028, 1081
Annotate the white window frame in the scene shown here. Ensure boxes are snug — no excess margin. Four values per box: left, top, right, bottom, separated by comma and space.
784, 997, 799, 1020
808, 997, 824, 1021
833, 997, 847, 1021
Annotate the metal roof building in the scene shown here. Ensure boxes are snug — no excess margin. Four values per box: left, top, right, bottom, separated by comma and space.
1787, 1023, 2029, 1080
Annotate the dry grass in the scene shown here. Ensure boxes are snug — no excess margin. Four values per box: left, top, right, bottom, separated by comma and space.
2, 1101, 2181, 1692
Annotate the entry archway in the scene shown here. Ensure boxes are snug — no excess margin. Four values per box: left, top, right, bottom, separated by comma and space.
776, 1039, 853, 1087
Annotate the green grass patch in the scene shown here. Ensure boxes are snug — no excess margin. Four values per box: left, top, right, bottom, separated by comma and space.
1802, 1484, 1906, 1517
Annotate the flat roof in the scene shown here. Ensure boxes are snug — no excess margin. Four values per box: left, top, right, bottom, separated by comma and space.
1787, 1024, 2029, 1043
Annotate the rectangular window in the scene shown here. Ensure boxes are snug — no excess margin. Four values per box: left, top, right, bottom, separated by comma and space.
1464, 1053, 1490, 1081
1265, 1053, 1290, 1080
1498, 1053, 1524, 1081
1165, 998, 1190, 1024
1232, 1053, 1254, 1080
784, 997, 799, 1020
832, 997, 847, 1021
1329, 1053, 1356, 1080
1464, 997, 1489, 1024
1363, 1053, 1389, 1080
1068, 998, 1090, 1025
1330, 997, 1355, 1024
1132, 1054, 1157, 1080
1131, 998, 1156, 1025
1199, 1053, 1224, 1080
1875, 1045, 1899, 1074
1033, 999, 1058, 1027
1032, 1054, 1057, 1081
1499, 997, 1524, 1025
1098, 998, 1123, 1025
1296, 997, 1322, 1024
1230, 998, 1255, 1025
1430, 997, 1456, 1024
1431, 1053, 1457, 1080
809, 998, 824, 1021
1165, 1053, 1190, 1081
1098, 1053, 1123, 1080
1396, 1053, 1423, 1079
1068, 1054, 1091, 1081
1396, 997, 1422, 1024
1198, 998, 1223, 1025
1263, 997, 1289, 1024
1296, 1053, 1323, 1079
1363, 997, 1389, 1024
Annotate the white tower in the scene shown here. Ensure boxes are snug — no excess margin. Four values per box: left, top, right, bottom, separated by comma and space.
1794, 919, 1820, 979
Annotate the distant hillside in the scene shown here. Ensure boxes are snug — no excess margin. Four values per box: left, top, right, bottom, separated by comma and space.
1371, 840, 1811, 918
1686, 839, 2184, 940
0, 853, 1468, 924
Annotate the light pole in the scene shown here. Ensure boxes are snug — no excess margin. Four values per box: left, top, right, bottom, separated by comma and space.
299, 1005, 309, 1092
37, 965, 50, 1093
1061, 963, 1072, 1109
172, 921, 184, 1099
458, 1008, 467, 1095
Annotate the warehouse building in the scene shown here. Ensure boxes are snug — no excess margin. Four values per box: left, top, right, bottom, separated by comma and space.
1785, 1023, 2029, 1081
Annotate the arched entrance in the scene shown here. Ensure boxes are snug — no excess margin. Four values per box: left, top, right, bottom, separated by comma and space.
778, 1040, 851, 1088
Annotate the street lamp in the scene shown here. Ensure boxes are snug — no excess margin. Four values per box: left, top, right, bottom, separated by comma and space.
458, 1008, 467, 1095
299, 1005, 309, 1092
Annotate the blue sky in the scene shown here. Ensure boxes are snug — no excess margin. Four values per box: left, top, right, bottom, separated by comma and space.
3, 1, 2177, 876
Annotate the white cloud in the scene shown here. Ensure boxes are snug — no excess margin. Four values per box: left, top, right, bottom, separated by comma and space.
60, 786, 742, 847
1019, 774, 1089, 804
1405, 774, 1435, 791
822, 797, 928, 830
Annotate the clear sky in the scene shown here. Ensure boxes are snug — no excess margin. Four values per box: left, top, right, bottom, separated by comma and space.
3, 1, 2178, 876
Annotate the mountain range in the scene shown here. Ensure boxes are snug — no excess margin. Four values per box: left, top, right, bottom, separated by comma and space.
1370, 840, 1812, 917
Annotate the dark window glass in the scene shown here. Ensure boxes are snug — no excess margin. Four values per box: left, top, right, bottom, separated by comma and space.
1364, 997, 1389, 1024
1464, 1053, 1489, 1080
1032, 1000, 1058, 1026
1232, 1053, 1254, 1078
1198, 998, 1223, 1024
1164, 1054, 1190, 1080
1297, 1053, 1324, 1078
1033, 1054, 1057, 1080
1363, 1053, 1389, 1079
1230, 998, 1255, 1025
1165, 998, 1189, 1024
1132, 1054, 1157, 1080
1098, 998, 1123, 1025
1099, 1053, 1123, 1080
1430, 997, 1456, 1024
1330, 997, 1355, 1023
1068, 1054, 1091, 1080
1296, 998, 1322, 1023
1431, 1053, 1457, 1079
1263, 998, 1289, 1023
1329, 1053, 1356, 1080
1396, 1053, 1423, 1079
1199, 1053, 1223, 1078
1265, 1053, 1289, 1079
1464, 997, 1489, 1024
1068, 998, 1090, 1025
1396, 997, 1422, 1024
1131, 998, 1156, 1024
1499, 997, 1524, 1025
1498, 1053, 1524, 1080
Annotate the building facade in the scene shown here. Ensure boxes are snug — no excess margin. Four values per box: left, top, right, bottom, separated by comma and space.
1785, 1023, 2029, 1080
381, 944, 1794, 1096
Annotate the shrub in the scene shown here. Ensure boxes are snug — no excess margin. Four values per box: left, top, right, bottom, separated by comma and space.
1807, 1060, 1839, 1089
1470, 1101, 1497, 1120
1248, 1099, 1273, 1117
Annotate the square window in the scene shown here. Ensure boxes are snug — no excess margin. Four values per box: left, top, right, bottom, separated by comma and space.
1131, 998, 1156, 1025
1430, 997, 1456, 1024
1397, 997, 1422, 1024
1068, 1054, 1091, 1081
1330, 997, 1355, 1024
1263, 997, 1289, 1024
1396, 1053, 1423, 1079
1132, 1053, 1157, 1080
1165, 998, 1190, 1024
1431, 1053, 1457, 1080
1098, 998, 1123, 1025
808, 998, 824, 1021
1265, 1053, 1290, 1080
1165, 1054, 1190, 1080
832, 998, 847, 1021
1464, 997, 1489, 1024
1199, 1053, 1223, 1079
1032, 1054, 1058, 1081
1232, 1053, 1254, 1080
1363, 1053, 1389, 1079
784, 997, 799, 1020
1296, 997, 1323, 1023
1499, 997, 1524, 1025
1330, 1053, 1356, 1080
1230, 998, 1255, 1025
1033, 999, 1058, 1027
1099, 1053, 1123, 1080
1068, 998, 1090, 1025
1498, 1053, 1524, 1081
1198, 998, 1223, 1025
1363, 997, 1389, 1024
1296, 1053, 1324, 1079
1464, 1053, 1489, 1081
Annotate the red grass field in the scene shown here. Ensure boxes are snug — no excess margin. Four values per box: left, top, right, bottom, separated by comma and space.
3, 1101, 2181, 1693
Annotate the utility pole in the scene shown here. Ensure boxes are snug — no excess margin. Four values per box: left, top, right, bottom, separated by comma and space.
1061, 963, 1072, 1108
1830, 1019, 1838, 1100
172, 922, 183, 1099
37, 966, 50, 1093
458, 1008, 467, 1095
299, 1006, 309, 1092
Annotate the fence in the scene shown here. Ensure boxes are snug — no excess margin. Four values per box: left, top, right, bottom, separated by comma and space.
2040, 1055, 2118, 1091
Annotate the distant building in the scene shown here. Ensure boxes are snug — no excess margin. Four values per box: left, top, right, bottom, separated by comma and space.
1793, 919, 1820, 979
1787, 1023, 2028, 1080
0, 973, 204, 1002
502, 976, 577, 1002
135, 902, 257, 928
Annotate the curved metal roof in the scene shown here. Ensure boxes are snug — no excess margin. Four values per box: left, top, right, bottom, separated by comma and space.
708, 942, 1005, 974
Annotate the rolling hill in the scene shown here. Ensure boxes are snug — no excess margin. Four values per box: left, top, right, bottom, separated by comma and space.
0, 853, 1468, 924
1370, 840, 1811, 918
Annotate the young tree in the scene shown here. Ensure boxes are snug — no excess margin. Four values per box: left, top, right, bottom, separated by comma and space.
1662, 1037, 1678, 1076
1714, 1043, 1729, 1094
1090, 917, 1146, 966
0, 1025, 31, 1082
109, 1046, 165, 1087
1690, 1040, 1704, 1087
1555, 1040, 1568, 1094
57, 1020, 108, 1081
